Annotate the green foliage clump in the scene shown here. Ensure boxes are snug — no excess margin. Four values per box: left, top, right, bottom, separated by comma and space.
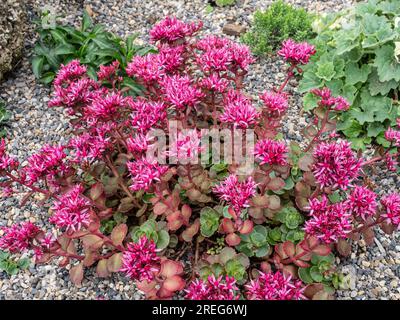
299, 0, 400, 150
215, 0, 235, 7
0, 100, 10, 138
32, 9, 153, 94
242, 0, 315, 55
0, 251, 30, 276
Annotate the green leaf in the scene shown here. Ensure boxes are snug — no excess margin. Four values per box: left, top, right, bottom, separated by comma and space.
298, 267, 314, 284
316, 61, 336, 81
17, 258, 30, 270
345, 63, 371, 85
342, 121, 363, 138
82, 9, 93, 32
200, 207, 220, 237
311, 253, 335, 265
303, 92, 320, 111
374, 44, 400, 82
225, 259, 246, 281
368, 69, 398, 96
310, 266, 324, 282
31, 56, 44, 78
298, 71, 324, 93
255, 244, 270, 258
156, 230, 170, 250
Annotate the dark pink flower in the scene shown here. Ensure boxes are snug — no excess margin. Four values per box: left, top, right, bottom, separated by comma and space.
25, 144, 67, 184
381, 193, 400, 227
199, 74, 229, 93
160, 75, 204, 110
49, 185, 91, 232
220, 90, 260, 129
384, 153, 398, 172
97, 60, 121, 82
127, 158, 168, 191
385, 128, 400, 147
347, 186, 377, 220
49, 61, 102, 111
260, 91, 288, 114
304, 196, 352, 243
120, 236, 160, 282
185, 275, 239, 300
196, 36, 254, 72
129, 98, 167, 133
334, 96, 350, 111
69, 130, 110, 163
126, 54, 164, 83
278, 39, 315, 65
40, 233, 56, 249
150, 16, 202, 43
53, 60, 87, 87
245, 271, 306, 300
254, 139, 288, 166
0, 139, 19, 171
0, 222, 40, 253
127, 133, 153, 154
86, 92, 129, 122
167, 129, 204, 163
157, 44, 185, 72
312, 141, 362, 190
213, 174, 257, 213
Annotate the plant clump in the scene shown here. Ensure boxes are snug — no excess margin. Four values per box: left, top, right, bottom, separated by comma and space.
1, 16, 400, 300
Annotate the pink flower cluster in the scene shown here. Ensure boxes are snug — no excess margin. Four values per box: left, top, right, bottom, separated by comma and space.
24, 144, 67, 185
49, 185, 91, 232
245, 271, 305, 300
278, 39, 316, 65
49, 60, 101, 111
167, 129, 204, 163
304, 196, 352, 243
0, 139, 18, 171
185, 275, 239, 300
347, 186, 377, 221
312, 141, 362, 190
195, 35, 255, 72
160, 75, 204, 111
213, 174, 257, 213
260, 91, 288, 114
385, 128, 400, 147
254, 139, 288, 166
0, 222, 39, 253
127, 158, 168, 192
130, 98, 167, 133
150, 16, 202, 43
311, 87, 350, 111
120, 236, 160, 282
381, 193, 400, 227
220, 90, 260, 129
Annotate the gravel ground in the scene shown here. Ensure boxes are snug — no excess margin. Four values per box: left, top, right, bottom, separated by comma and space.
1, 0, 399, 300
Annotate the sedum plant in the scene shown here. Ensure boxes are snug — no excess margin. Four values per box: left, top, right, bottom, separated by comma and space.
1, 16, 400, 300
242, 0, 315, 55
299, 0, 400, 150
32, 9, 153, 95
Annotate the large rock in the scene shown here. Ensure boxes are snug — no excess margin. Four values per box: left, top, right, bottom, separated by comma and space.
0, 0, 27, 82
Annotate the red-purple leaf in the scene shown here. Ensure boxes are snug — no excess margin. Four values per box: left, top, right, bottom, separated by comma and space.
70, 263, 84, 286
111, 224, 128, 246
96, 259, 110, 278
107, 253, 123, 272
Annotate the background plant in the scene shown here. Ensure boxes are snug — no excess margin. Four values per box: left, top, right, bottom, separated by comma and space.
242, 0, 315, 55
1, 16, 399, 300
299, 0, 400, 150
0, 100, 9, 138
32, 9, 153, 95
0, 251, 30, 276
